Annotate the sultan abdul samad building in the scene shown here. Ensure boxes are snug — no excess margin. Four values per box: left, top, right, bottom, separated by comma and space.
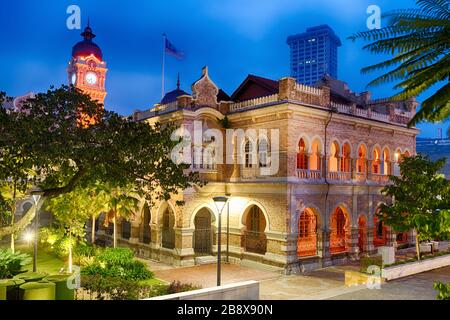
66, 25, 418, 273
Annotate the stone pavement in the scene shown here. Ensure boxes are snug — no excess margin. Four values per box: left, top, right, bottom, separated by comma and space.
153, 263, 280, 288
141, 257, 449, 300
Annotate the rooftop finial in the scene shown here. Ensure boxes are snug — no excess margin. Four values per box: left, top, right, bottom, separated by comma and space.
177, 73, 180, 90
87, 17, 90, 28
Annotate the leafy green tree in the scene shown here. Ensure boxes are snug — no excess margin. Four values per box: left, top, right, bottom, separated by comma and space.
101, 184, 140, 248
378, 154, 450, 260
348, 0, 450, 126
0, 85, 201, 238
45, 189, 93, 273
0, 92, 35, 251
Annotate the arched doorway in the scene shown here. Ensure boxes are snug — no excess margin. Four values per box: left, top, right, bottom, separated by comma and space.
373, 216, 387, 247
161, 208, 175, 249
193, 208, 214, 255
141, 204, 151, 244
242, 205, 267, 254
358, 215, 367, 252
330, 207, 349, 254
297, 208, 318, 257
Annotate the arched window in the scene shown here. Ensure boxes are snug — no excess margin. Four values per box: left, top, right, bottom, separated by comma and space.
310, 139, 322, 171
357, 145, 367, 173
330, 207, 348, 254
297, 138, 308, 170
329, 141, 340, 172
340, 143, 351, 172
372, 148, 381, 174
245, 140, 254, 168
297, 209, 318, 257
383, 148, 390, 175
259, 138, 269, 168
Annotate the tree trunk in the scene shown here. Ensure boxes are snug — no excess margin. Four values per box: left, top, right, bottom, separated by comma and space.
415, 232, 421, 261
10, 184, 17, 253
91, 215, 96, 244
113, 211, 117, 248
68, 228, 73, 273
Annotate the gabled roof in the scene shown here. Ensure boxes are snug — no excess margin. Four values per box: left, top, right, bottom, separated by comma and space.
231, 74, 279, 101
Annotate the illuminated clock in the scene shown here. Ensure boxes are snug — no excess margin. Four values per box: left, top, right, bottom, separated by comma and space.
85, 72, 98, 85
71, 73, 77, 85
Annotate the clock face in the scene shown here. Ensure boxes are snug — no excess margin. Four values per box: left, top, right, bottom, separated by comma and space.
85, 72, 98, 85
71, 73, 77, 85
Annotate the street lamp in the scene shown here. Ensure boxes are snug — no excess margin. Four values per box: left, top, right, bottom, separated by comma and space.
30, 186, 43, 273
213, 196, 228, 287
225, 193, 231, 263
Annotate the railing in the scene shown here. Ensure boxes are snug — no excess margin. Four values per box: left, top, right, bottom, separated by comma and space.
295, 83, 322, 96
229, 94, 279, 112
296, 169, 322, 179
354, 172, 366, 182
371, 110, 390, 122
355, 108, 368, 117
242, 231, 267, 255
332, 102, 352, 114
134, 101, 180, 121
327, 171, 351, 181
370, 173, 390, 184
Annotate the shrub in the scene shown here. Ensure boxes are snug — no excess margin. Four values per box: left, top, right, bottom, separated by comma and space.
79, 275, 158, 300
434, 282, 450, 300
0, 249, 32, 279
81, 247, 153, 281
166, 281, 201, 294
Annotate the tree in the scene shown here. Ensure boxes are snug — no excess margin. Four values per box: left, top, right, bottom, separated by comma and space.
0, 92, 35, 251
348, 0, 450, 126
101, 184, 139, 248
378, 154, 450, 260
0, 85, 201, 238
45, 188, 94, 273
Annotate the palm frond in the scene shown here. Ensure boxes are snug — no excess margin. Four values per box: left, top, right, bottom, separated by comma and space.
409, 83, 450, 126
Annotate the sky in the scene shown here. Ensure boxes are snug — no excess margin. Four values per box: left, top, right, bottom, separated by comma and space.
0, 0, 448, 138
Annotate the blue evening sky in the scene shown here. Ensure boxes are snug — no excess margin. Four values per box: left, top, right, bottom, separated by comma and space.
0, 0, 448, 138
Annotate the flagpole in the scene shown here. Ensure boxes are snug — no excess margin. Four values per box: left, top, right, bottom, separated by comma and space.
162, 33, 166, 99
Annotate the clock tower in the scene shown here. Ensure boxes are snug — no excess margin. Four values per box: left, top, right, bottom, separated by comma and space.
68, 22, 107, 104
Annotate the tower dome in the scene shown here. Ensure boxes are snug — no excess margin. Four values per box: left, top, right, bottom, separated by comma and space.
72, 23, 103, 60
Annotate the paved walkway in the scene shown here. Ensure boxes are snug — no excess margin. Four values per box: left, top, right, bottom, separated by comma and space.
140, 256, 449, 300
153, 263, 279, 288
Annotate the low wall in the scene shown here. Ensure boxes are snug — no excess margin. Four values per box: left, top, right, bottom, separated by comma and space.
382, 254, 450, 281
144, 281, 259, 300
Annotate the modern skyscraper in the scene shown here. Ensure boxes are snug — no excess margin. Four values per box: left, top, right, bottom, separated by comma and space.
287, 25, 341, 85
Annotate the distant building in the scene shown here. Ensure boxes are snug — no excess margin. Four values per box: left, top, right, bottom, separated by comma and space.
416, 137, 450, 179
287, 25, 341, 85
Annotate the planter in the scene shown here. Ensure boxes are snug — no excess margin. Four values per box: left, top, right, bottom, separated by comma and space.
0, 279, 25, 300
382, 254, 450, 281
14, 272, 46, 282
19, 281, 56, 300
44, 274, 75, 300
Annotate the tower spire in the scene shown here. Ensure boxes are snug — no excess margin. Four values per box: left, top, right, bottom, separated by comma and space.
177, 73, 180, 90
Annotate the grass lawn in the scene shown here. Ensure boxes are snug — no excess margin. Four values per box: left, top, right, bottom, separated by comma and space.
1, 244, 66, 275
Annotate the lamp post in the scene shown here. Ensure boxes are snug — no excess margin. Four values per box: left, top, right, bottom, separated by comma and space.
213, 196, 228, 287
30, 186, 43, 273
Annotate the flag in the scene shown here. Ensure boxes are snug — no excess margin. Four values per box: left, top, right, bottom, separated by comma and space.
165, 36, 185, 60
